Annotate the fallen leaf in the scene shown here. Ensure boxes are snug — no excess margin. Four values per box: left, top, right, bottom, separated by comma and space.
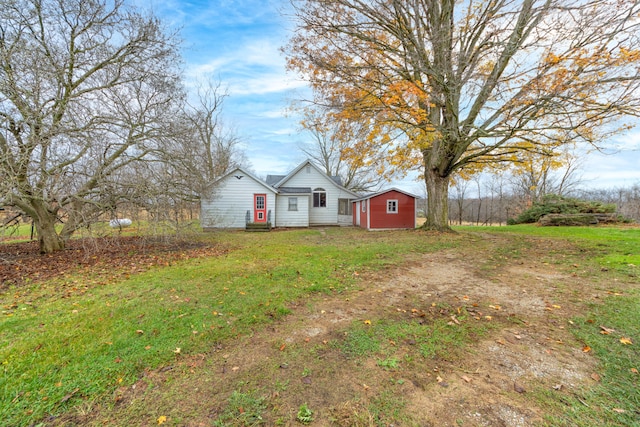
173, 347, 181, 354
582, 345, 591, 353
553, 384, 563, 390
599, 326, 615, 335
591, 373, 601, 382
231, 366, 239, 371
514, 383, 526, 393
363, 319, 371, 325
461, 375, 472, 383
279, 343, 286, 351
620, 337, 633, 345
630, 368, 638, 374
157, 416, 167, 425
136, 330, 144, 335
612, 408, 626, 414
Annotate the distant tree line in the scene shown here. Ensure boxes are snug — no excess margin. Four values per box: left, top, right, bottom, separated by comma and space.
439, 177, 640, 226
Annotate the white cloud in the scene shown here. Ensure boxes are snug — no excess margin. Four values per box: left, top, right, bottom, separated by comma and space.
185, 37, 307, 96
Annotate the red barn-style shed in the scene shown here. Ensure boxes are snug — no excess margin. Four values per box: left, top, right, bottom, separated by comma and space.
352, 188, 417, 230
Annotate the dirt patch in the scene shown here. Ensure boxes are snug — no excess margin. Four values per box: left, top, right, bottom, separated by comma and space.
50, 235, 611, 427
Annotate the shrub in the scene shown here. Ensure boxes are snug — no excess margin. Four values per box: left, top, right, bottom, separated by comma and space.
510, 194, 616, 224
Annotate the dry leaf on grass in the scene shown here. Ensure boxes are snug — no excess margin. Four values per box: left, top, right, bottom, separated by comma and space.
599, 326, 615, 335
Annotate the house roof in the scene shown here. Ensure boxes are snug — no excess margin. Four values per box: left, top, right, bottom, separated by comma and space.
352, 187, 419, 202
265, 175, 286, 186
273, 159, 359, 197
209, 166, 278, 194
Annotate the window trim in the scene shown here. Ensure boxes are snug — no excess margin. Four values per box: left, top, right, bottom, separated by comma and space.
313, 188, 327, 208
387, 199, 398, 214
288, 197, 298, 211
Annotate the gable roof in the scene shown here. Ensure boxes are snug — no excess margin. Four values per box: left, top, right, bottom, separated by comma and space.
274, 159, 359, 197
353, 187, 419, 202
210, 166, 278, 194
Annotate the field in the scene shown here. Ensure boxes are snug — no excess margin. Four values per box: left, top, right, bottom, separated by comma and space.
1, 225, 638, 426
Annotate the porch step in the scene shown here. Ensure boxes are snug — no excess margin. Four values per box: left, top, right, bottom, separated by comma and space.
245, 222, 272, 232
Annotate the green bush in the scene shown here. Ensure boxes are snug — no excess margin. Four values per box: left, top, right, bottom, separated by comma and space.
510, 194, 616, 224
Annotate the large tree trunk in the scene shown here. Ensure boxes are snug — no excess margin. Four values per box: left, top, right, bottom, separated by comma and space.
32, 203, 65, 253
423, 166, 451, 231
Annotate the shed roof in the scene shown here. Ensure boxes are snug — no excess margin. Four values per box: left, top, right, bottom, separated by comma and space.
352, 187, 419, 202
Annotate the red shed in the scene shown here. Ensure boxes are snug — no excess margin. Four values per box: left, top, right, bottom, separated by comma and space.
352, 188, 417, 230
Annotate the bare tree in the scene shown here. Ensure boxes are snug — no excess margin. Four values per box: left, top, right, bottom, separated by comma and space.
184, 79, 247, 191
286, 0, 640, 231
0, 0, 183, 252
299, 107, 390, 192
449, 176, 470, 225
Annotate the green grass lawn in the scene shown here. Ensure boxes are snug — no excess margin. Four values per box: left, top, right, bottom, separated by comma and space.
0, 228, 458, 426
1, 225, 638, 426
0, 222, 33, 243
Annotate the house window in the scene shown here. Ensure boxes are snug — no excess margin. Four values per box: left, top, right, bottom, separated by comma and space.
338, 198, 352, 215
387, 199, 398, 214
362, 201, 366, 213
288, 197, 298, 211
256, 196, 265, 210
313, 188, 326, 208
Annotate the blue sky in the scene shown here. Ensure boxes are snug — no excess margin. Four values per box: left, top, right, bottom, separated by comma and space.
142, 0, 639, 194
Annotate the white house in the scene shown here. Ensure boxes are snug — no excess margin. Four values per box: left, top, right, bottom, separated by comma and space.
201, 160, 359, 230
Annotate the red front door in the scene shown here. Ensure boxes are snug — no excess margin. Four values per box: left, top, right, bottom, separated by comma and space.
254, 194, 266, 222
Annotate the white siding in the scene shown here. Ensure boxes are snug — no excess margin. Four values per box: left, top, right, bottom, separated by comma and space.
201, 174, 276, 228
275, 195, 309, 227
282, 165, 356, 226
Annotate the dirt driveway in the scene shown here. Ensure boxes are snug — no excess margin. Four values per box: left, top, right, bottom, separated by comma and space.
65, 233, 616, 427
